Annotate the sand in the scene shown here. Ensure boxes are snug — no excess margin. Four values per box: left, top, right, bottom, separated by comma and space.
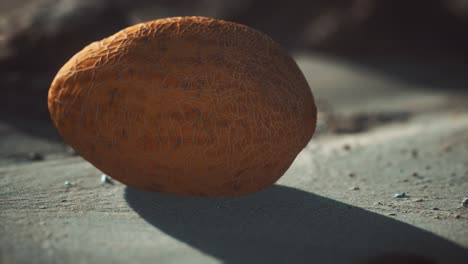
1, 54, 468, 263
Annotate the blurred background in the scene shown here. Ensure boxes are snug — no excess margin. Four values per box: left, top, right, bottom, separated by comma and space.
1, 0, 467, 118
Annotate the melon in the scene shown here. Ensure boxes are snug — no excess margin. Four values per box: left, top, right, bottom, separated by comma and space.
48, 16, 317, 196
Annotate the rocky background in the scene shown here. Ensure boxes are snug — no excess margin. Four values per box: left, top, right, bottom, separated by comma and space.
1, 0, 468, 119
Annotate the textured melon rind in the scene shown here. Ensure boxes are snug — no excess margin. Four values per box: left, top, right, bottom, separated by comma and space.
48, 16, 317, 197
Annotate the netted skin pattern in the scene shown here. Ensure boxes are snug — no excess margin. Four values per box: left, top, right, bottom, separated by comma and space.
48, 16, 317, 196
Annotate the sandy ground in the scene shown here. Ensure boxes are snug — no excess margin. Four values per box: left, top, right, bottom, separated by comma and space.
1, 54, 468, 264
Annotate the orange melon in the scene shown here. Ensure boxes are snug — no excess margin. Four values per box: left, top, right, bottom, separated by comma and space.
48, 16, 316, 196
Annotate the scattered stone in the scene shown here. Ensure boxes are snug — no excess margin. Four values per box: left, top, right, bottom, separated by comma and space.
414, 198, 424, 202
388, 213, 396, 216
451, 172, 457, 176
348, 173, 356, 178
393, 192, 408, 198
28, 152, 44, 161
455, 214, 461, 219
101, 174, 114, 185
411, 149, 418, 158
39, 205, 47, 209
425, 165, 431, 170
350, 186, 360, 191
66, 146, 78, 156
64, 181, 73, 187
432, 207, 440, 211
462, 197, 468, 207
343, 144, 351, 151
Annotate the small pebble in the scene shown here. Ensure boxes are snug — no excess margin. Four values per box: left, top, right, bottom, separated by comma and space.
432, 207, 440, 211
101, 174, 114, 184
462, 197, 468, 208
388, 213, 396, 216
412, 172, 424, 179
394, 192, 408, 198
343, 144, 351, 151
28, 152, 44, 161
455, 214, 461, 219
64, 181, 73, 187
66, 146, 78, 156
425, 165, 431, 170
348, 173, 356, 178
411, 149, 418, 158
350, 186, 360, 191
414, 199, 424, 202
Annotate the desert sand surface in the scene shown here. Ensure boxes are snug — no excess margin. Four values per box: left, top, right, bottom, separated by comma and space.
1, 54, 468, 263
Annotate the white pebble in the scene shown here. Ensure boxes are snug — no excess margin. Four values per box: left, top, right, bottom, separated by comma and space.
101, 174, 113, 184
393, 192, 408, 198
64, 181, 73, 187
462, 197, 468, 207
